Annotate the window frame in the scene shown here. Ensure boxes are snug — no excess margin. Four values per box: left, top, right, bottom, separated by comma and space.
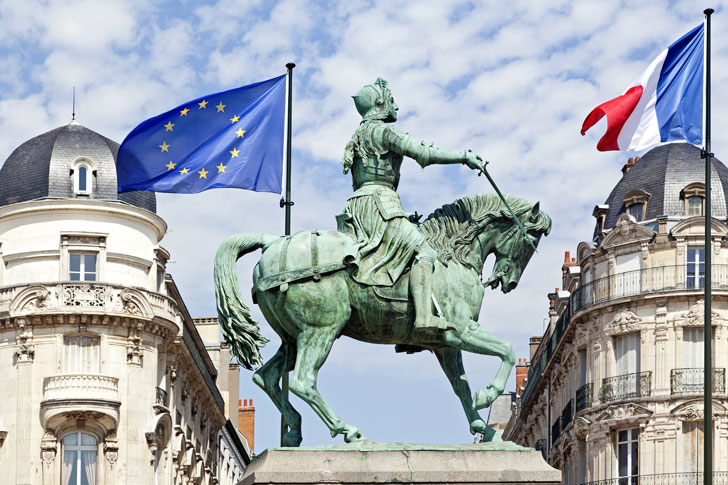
686, 246, 705, 289
681, 183, 706, 217
59, 233, 107, 283
69, 252, 98, 282
622, 189, 651, 223
61, 431, 99, 485
614, 427, 639, 484
71, 158, 95, 196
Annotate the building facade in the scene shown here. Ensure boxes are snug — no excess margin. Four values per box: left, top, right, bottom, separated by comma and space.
0, 122, 249, 484
506, 144, 728, 485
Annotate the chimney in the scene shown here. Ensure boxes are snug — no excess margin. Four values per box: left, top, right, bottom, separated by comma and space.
238, 399, 255, 452
621, 156, 640, 175
529, 336, 542, 361
562, 251, 579, 289
515, 358, 529, 396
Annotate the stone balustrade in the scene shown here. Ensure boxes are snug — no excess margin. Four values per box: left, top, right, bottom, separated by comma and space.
43, 374, 120, 402
0, 281, 180, 325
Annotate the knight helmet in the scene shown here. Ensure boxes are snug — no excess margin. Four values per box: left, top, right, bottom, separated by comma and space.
352, 77, 397, 122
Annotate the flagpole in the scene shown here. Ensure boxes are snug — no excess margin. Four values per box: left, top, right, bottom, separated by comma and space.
280, 61, 295, 446
703, 8, 713, 485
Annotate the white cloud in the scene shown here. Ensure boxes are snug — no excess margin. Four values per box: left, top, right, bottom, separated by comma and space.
2, 0, 727, 451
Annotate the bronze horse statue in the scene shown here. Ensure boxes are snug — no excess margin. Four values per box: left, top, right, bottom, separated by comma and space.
214, 193, 551, 446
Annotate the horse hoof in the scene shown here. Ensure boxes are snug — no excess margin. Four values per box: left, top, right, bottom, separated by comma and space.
344, 428, 366, 443
470, 419, 487, 435
282, 429, 302, 447
472, 387, 498, 411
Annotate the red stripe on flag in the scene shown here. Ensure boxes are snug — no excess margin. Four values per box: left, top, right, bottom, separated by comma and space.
580, 85, 644, 151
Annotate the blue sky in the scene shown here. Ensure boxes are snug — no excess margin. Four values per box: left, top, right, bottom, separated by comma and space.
1, 0, 727, 453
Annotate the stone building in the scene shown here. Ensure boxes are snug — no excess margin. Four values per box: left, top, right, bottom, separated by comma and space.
505, 144, 728, 485
0, 121, 250, 484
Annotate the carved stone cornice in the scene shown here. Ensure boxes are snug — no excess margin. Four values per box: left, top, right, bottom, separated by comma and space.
671, 400, 727, 422
594, 402, 653, 426
604, 309, 642, 336
15, 319, 34, 363
40, 431, 57, 469
104, 431, 119, 469
676, 299, 721, 328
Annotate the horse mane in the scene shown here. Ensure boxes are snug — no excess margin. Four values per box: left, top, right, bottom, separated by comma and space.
419, 193, 552, 268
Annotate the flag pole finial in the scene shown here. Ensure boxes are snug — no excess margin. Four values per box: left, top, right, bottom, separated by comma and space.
705, 8, 714, 15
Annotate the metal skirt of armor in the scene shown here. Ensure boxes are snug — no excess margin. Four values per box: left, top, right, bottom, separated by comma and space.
345, 186, 425, 287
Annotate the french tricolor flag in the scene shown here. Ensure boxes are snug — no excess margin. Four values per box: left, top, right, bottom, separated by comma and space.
581, 24, 704, 151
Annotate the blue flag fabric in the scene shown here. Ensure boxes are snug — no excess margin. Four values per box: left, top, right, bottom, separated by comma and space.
117, 75, 286, 194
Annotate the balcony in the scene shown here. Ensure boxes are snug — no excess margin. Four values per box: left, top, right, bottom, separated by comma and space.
576, 383, 593, 412
551, 417, 561, 445
600, 371, 652, 403
156, 386, 169, 407
520, 264, 728, 410
40, 374, 121, 432
582, 472, 728, 485
561, 399, 573, 428
43, 373, 119, 402
671, 368, 726, 395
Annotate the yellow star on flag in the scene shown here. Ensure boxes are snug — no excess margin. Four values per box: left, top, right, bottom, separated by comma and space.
166, 161, 176, 170
180, 108, 189, 116
164, 121, 174, 132
159, 141, 170, 152
230, 115, 240, 123
180, 168, 189, 174
235, 128, 246, 138
216, 163, 226, 173
230, 147, 240, 158
198, 168, 208, 179
216, 102, 226, 112
198, 100, 208, 109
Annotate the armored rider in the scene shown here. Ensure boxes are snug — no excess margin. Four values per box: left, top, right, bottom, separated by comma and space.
342, 77, 486, 336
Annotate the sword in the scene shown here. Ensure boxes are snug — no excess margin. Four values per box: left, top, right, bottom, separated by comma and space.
477, 163, 538, 252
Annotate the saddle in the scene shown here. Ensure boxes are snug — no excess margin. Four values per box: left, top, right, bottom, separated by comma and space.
253, 213, 419, 304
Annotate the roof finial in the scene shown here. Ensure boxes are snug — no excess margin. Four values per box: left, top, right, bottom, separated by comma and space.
72, 87, 76, 122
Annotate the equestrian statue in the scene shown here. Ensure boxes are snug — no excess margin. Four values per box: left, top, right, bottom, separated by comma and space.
214, 78, 552, 447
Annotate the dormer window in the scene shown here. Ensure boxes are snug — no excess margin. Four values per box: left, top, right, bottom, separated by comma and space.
622, 189, 651, 222
681, 183, 705, 217
71, 158, 95, 196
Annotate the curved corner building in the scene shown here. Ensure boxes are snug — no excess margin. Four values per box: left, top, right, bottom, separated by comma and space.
505, 144, 728, 485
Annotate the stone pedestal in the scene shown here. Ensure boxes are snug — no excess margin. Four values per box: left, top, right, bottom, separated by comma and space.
239, 441, 560, 485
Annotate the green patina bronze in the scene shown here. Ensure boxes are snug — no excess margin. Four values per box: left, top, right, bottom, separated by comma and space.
214, 78, 552, 447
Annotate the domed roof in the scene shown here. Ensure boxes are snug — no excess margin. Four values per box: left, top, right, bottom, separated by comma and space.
0, 122, 156, 212
597, 143, 728, 236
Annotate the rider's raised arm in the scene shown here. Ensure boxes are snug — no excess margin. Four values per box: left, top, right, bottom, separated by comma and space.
381, 124, 471, 168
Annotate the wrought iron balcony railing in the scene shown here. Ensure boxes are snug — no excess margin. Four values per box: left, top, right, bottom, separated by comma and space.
561, 399, 573, 427
600, 371, 652, 403
520, 264, 728, 410
576, 383, 593, 412
581, 472, 728, 485
156, 386, 169, 407
671, 368, 726, 395
551, 417, 561, 445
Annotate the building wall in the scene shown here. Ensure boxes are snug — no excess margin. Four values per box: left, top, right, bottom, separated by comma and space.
507, 214, 728, 484
0, 199, 244, 484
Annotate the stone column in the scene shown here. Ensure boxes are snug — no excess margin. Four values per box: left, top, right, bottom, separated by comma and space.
654, 301, 670, 395
15, 320, 34, 484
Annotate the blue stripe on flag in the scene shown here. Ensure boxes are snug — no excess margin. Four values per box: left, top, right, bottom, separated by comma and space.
655, 24, 704, 145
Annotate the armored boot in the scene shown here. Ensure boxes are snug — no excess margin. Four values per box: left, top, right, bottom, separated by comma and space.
410, 253, 452, 341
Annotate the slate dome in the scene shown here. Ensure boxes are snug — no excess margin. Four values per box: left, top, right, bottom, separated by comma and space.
0, 122, 156, 212
597, 143, 728, 236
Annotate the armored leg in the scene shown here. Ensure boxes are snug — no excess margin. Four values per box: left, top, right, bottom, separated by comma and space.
410, 244, 437, 330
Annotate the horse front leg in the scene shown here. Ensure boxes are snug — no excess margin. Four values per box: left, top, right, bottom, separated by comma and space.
434, 347, 502, 442
443, 320, 516, 411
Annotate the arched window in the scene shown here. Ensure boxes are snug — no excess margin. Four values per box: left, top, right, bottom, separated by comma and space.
681, 183, 706, 217
62, 432, 97, 485
71, 159, 94, 196
622, 189, 651, 223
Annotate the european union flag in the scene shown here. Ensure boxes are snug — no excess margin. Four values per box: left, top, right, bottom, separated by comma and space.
117, 75, 286, 194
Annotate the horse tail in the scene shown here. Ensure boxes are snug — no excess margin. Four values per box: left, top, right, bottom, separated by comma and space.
214, 233, 278, 370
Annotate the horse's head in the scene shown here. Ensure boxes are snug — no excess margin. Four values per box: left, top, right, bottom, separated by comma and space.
484, 202, 551, 293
